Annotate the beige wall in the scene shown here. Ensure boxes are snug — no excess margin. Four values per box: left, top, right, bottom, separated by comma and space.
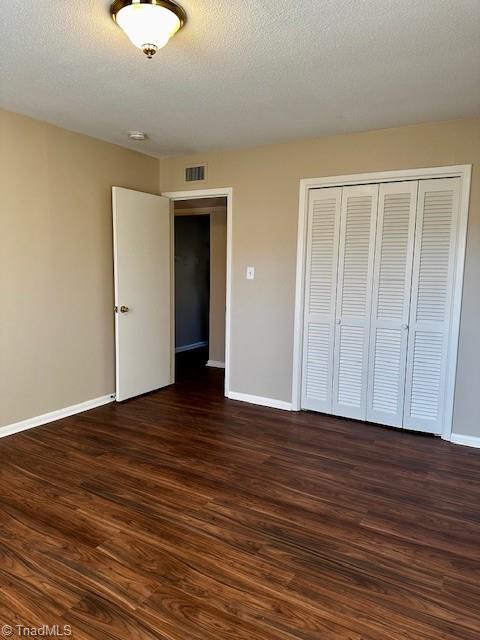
209, 210, 227, 363
2, 109, 478, 439
160, 118, 480, 437
0, 109, 160, 428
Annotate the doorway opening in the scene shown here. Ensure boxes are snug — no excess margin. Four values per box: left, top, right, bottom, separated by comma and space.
173, 196, 228, 387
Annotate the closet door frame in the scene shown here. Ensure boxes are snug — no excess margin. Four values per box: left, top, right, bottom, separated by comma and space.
292, 165, 471, 442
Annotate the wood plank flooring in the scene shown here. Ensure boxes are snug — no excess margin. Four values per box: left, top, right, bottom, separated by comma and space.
1, 352, 479, 639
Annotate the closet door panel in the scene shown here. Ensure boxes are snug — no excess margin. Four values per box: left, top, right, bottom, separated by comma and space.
332, 185, 378, 420
301, 188, 342, 412
366, 182, 417, 427
403, 178, 460, 434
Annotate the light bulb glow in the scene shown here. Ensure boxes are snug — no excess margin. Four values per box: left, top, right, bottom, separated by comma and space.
113, 2, 183, 55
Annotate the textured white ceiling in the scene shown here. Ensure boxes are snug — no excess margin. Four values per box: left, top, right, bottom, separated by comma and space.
1, 1, 479, 156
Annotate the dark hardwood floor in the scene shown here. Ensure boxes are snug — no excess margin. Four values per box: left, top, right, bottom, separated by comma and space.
1, 350, 480, 639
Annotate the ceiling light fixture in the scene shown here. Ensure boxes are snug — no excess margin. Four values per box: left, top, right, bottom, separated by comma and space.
110, 0, 187, 59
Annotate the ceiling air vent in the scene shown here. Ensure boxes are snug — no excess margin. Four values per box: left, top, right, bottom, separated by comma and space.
185, 164, 207, 183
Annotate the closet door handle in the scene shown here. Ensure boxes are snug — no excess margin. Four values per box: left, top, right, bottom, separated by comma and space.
120, 305, 130, 313
336, 319, 342, 325
402, 323, 409, 330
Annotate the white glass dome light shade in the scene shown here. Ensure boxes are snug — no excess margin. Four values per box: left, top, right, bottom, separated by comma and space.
111, 0, 186, 58
116, 4, 180, 50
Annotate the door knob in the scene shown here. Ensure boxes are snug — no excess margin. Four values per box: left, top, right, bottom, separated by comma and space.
120, 305, 130, 313
402, 323, 409, 330
336, 319, 341, 325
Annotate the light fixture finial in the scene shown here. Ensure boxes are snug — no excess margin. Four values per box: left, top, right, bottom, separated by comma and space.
143, 44, 158, 59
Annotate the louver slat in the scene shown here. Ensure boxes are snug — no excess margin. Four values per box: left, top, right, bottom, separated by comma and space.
371, 329, 402, 413
337, 326, 364, 408
301, 188, 342, 412
403, 178, 460, 434
410, 332, 443, 420
366, 182, 417, 427
333, 185, 378, 420
305, 324, 331, 402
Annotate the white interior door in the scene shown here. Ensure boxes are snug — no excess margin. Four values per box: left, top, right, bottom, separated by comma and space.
113, 187, 172, 402
301, 187, 342, 412
332, 184, 378, 420
403, 178, 460, 434
366, 181, 418, 427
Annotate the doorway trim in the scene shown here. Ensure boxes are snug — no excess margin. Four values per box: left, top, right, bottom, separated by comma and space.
162, 187, 233, 397
291, 165, 472, 441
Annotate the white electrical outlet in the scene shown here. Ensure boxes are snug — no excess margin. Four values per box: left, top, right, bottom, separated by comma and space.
246, 266, 255, 280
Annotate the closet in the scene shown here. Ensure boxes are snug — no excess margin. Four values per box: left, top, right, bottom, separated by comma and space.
301, 177, 461, 435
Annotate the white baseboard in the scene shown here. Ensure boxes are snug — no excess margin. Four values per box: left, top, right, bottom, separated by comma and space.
175, 341, 208, 354
207, 360, 225, 369
449, 433, 480, 448
0, 394, 115, 440
227, 391, 292, 411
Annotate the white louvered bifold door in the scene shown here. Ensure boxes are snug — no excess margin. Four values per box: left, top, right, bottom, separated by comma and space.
403, 178, 460, 434
366, 182, 417, 427
301, 188, 342, 412
332, 185, 378, 420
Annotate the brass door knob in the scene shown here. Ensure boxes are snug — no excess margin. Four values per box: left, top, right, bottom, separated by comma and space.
120, 305, 130, 313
